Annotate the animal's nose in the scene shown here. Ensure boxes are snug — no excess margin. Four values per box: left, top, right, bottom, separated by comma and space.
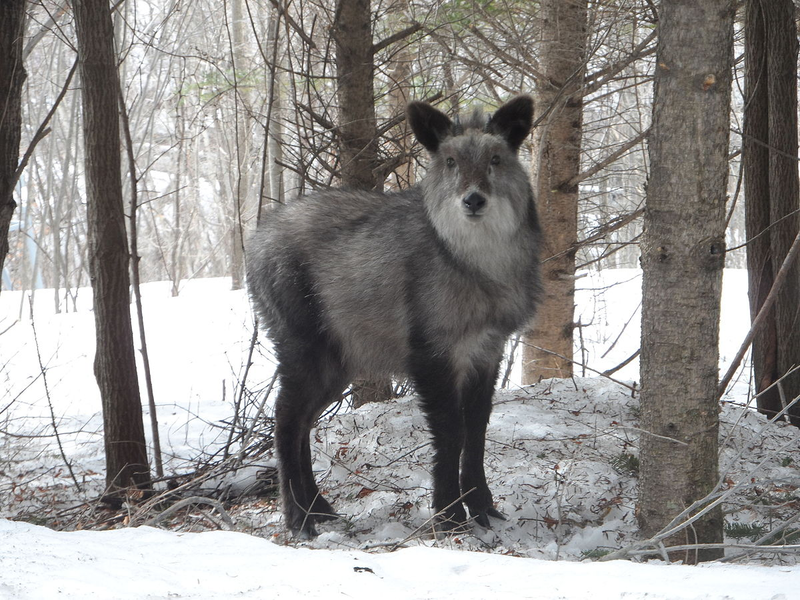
463, 192, 486, 215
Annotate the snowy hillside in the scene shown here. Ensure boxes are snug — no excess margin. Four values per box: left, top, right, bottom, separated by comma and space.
1, 271, 799, 599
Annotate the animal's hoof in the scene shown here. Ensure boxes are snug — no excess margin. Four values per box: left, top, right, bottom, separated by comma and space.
472, 506, 507, 529
432, 518, 471, 537
287, 508, 341, 538
290, 521, 319, 540
432, 505, 471, 536
311, 495, 338, 522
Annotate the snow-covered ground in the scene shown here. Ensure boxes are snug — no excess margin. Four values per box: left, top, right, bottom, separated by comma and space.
2, 518, 797, 600
1, 270, 799, 599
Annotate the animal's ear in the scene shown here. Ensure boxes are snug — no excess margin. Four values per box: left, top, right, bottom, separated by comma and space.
407, 101, 454, 153
486, 95, 534, 152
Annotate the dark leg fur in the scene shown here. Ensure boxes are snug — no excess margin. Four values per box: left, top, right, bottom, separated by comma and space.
274, 343, 348, 539
410, 351, 469, 532
460, 361, 506, 527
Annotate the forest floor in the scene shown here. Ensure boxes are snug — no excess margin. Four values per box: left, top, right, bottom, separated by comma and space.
1, 272, 799, 599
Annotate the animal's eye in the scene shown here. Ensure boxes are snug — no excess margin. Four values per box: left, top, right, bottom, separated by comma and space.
490, 155, 501, 166
446, 157, 456, 168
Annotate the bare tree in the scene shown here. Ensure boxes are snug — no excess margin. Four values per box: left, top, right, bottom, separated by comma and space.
743, 0, 800, 426
334, 0, 380, 191
73, 0, 150, 493
0, 0, 26, 288
638, 0, 735, 562
522, 0, 589, 382
332, 0, 410, 406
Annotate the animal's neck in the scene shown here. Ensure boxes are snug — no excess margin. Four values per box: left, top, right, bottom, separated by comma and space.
440, 224, 529, 283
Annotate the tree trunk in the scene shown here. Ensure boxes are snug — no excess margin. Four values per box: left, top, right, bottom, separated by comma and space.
638, 0, 734, 562
74, 0, 151, 493
333, 0, 391, 407
230, 0, 252, 290
522, 0, 588, 383
334, 0, 379, 191
744, 0, 800, 426
0, 0, 26, 289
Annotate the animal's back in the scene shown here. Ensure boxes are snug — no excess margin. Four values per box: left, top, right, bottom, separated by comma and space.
247, 188, 429, 376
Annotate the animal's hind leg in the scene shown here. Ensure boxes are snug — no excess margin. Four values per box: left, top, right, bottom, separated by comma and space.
299, 425, 337, 519
460, 359, 505, 528
274, 349, 347, 538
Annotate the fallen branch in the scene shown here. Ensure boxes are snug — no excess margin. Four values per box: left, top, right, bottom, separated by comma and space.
143, 496, 235, 530
601, 408, 800, 563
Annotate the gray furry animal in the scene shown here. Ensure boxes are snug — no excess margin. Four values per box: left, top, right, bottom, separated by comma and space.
246, 95, 541, 538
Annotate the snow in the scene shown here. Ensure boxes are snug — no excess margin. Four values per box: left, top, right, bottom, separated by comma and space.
1, 270, 799, 599
1, 519, 796, 600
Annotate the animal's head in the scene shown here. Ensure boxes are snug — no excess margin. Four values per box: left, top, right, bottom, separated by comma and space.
406, 96, 536, 254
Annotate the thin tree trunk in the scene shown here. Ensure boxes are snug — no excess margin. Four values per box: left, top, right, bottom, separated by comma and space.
0, 0, 26, 289
230, 0, 252, 291
744, 0, 779, 419
743, 0, 800, 426
334, 0, 379, 191
386, 45, 414, 190
74, 0, 151, 493
765, 4, 800, 421
266, 6, 284, 206
120, 83, 164, 480
523, 0, 588, 383
333, 0, 391, 406
638, 0, 734, 562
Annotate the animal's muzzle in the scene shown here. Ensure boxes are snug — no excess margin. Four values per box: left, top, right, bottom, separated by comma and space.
463, 192, 487, 216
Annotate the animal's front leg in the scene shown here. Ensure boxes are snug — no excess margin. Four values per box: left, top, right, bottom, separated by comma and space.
411, 353, 468, 531
460, 360, 506, 528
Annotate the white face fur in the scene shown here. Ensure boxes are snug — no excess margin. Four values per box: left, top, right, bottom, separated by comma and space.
424, 132, 528, 274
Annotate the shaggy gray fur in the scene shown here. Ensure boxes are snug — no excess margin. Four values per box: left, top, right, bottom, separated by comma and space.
246, 95, 541, 538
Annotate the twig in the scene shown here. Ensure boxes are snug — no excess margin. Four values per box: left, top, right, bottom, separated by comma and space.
718, 228, 800, 398
601, 300, 642, 360
12, 57, 79, 190
119, 81, 163, 478
388, 488, 480, 552
567, 130, 649, 188
235, 370, 278, 465
623, 543, 800, 558
521, 342, 637, 393
602, 349, 640, 377
129, 460, 240, 524
27, 296, 81, 492
373, 23, 423, 55
501, 333, 522, 388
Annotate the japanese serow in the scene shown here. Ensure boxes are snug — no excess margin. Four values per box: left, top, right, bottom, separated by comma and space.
246, 95, 541, 538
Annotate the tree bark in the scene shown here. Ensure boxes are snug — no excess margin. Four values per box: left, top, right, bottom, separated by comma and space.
638, 0, 734, 562
74, 0, 150, 492
0, 0, 26, 289
523, 0, 588, 382
744, 0, 800, 426
230, 0, 253, 290
333, 0, 391, 406
333, 0, 379, 191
